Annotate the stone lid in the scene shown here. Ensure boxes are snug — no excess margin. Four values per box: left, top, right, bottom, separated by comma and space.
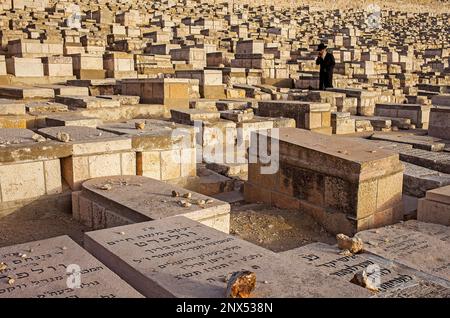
81, 175, 229, 222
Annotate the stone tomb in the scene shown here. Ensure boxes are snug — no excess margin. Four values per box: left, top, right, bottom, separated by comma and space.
428, 107, 450, 140
418, 185, 450, 226
84, 216, 370, 298
245, 128, 404, 235
99, 119, 196, 180
73, 175, 230, 233
0, 85, 54, 99
121, 78, 191, 111
0, 128, 68, 204
0, 235, 142, 298
356, 221, 450, 282
374, 103, 431, 129
280, 242, 450, 298
38, 126, 135, 190
0, 99, 25, 115
257, 100, 332, 135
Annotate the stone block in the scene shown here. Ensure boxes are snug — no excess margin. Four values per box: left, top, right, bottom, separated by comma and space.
84, 216, 369, 298
0, 235, 143, 298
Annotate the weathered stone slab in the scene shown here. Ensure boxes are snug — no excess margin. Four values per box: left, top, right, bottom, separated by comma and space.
38, 126, 135, 190
55, 95, 120, 109
0, 235, 142, 298
36, 85, 89, 97
171, 108, 221, 125
356, 221, 450, 281
429, 107, 450, 140
84, 216, 370, 298
97, 95, 140, 106
25, 101, 68, 113
374, 103, 431, 129
403, 162, 450, 198
0, 129, 71, 163
417, 185, 450, 226
399, 147, 450, 174
371, 132, 445, 152
219, 109, 254, 122
0, 86, 54, 99
0, 99, 25, 115
46, 114, 101, 128
280, 242, 450, 297
75, 175, 230, 233
0, 128, 65, 202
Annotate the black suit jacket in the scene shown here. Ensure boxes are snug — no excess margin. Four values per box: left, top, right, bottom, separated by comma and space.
316, 52, 336, 89
316, 52, 336, 74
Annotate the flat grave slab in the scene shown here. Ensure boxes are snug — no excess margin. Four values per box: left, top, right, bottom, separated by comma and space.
356, 221, 450, 281
45, 114, 102, 128
0, 235, 143, 298
26, 101, 69, 113
371, 132, 445, 151
280, 242, 450, 298
84, 216, 371, 298
97, 95, 140, 105
55, 96, 121, 109
399, 147, 450, 174
402, 162, 450, 197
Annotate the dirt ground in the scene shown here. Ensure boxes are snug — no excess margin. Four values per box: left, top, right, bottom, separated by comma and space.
0, 200, 335, 251
0, 208, 88, 248
231, 203, 336, 252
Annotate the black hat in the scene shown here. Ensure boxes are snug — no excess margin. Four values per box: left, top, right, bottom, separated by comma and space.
317, 43, 327, 51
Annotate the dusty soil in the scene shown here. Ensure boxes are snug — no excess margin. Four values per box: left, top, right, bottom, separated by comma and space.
230, 203, 336, 252
0, 207, 88, 248
0, 201, 335, 252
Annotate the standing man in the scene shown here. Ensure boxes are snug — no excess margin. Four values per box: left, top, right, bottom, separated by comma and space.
315, 43, 335, 90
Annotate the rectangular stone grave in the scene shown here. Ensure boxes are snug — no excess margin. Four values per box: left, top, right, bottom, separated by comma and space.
36, 85, 89, 96
280, 242, 450, 298
245, 128, 404, 235
418, 185, 450, 226
371, 132, 445, 152
84, 216, 370, 298
73, 175, 230, 233
0, 128, 67, 203
428, 108, 450, 140
121, 78, 191, 110
0, 99, 25, 115
55, 96, 120, 109
374, 103, 431, 129
45, 114, 101, 128
6, 57, 44, 77
257, 100, 332, 135
0, 86, 54, 99
402, 162, 450, 198
99, 119, 196, 180
0, 235, 142, 298
331, 112, 355, 134
38, 126, 135, 190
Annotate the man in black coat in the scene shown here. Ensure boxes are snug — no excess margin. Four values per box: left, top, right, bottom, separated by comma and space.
315, 43, 335, 90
